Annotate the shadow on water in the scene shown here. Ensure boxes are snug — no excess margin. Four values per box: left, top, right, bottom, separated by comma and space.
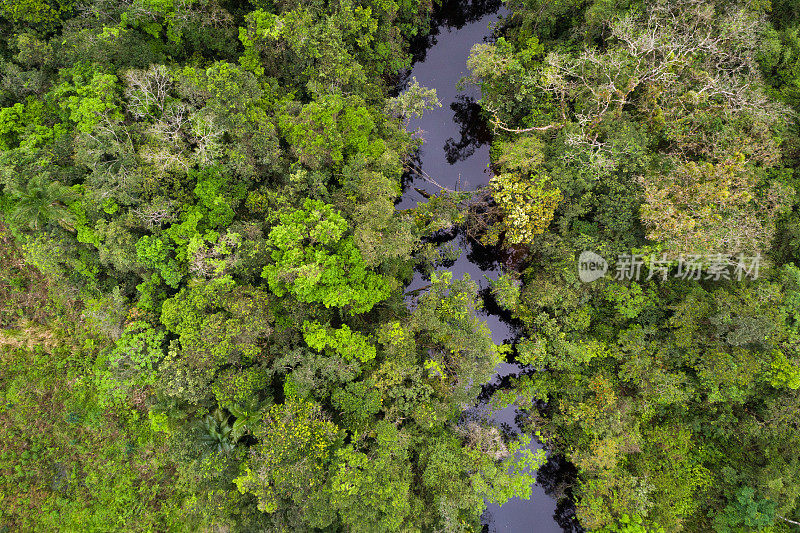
407, 0, 504, 65
396, 151, 421, 202
445, 95, 492, 164
396, 1, 580, 530
465, 234, 505, 271
537, 457, 586, 533
477, 283, 523, 339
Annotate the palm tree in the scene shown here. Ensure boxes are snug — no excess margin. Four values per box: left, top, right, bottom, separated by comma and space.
198, 409, 238, 454
197, 404, 264, 454
6, 175, 77, 231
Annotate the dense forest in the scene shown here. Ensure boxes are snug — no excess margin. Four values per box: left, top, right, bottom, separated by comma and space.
1, 0, 800, 531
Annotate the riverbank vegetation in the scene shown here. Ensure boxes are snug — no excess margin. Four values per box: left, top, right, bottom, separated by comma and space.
468, 0, 800, 530
0, 0, 543, 530
3, 0, 800, 531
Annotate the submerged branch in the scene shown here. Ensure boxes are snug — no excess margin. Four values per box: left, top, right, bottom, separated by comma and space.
404, 284, 432, 297
404, 161, 460, 193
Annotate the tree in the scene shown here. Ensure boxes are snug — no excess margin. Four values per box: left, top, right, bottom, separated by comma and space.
262, 199, 394, 314
489, 172, 563, 245
712, 487, 778, 533
5, 174, 77, 231
640, 156, 793, 257
233, 398, 341, 517
196, 408, 251, 454
302, 320, 377, 364
160, 276, 273, 376
327, 423, 412, 532
409, 271, 502, 409
0, 0, 73, 28
278, 94, 378, 170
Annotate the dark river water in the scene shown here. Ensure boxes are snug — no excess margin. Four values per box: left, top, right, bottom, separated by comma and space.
396, 2, 581, 532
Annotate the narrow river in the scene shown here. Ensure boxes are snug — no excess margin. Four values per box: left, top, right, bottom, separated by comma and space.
396, 3, 579, 531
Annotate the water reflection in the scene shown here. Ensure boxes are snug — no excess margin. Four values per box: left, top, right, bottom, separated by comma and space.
396, 1, 579, 530
407, 0, 504, 65
536, 456, 585, 533
396, 11, 501, 207
445, 95, 492, 164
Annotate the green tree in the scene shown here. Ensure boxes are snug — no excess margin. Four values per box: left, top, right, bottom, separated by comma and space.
328, 422, 411, 532
233, 398, 341, 516
262, 199, 394, 314
5, 175, 77, 231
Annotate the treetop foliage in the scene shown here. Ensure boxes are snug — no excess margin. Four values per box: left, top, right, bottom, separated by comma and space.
0, 0, 545, 530
4, 0, 800, 530
465, 0, 800, 530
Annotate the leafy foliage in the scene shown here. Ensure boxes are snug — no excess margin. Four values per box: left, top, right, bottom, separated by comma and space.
7, 0, 800, 530
262, 199, 393, 313
468, 0, 800, 530
490, 172, 563, 244
0, 0, 547, 529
